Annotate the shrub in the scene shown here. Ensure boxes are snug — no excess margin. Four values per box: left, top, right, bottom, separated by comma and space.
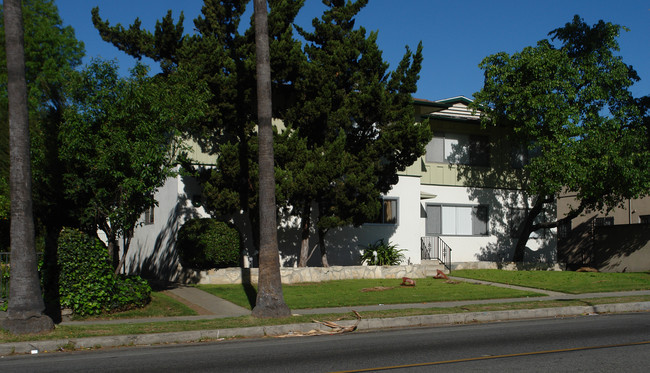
361, 239, 405, 266
57, 228, 151, 316
176, 218, 241, 270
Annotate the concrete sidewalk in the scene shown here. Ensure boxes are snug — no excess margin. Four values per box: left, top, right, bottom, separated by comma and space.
2, 278, 649, 355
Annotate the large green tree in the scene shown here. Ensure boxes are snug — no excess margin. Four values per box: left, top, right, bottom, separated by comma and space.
1, 0, 54, 334
60, 59, 208, 274
92, 0, 304, 257
471, 15, 649, 262
278, 0, 430, 266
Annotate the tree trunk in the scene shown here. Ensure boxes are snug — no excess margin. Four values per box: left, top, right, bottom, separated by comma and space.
114, 232, 132, 276
318, 228, 329, 267
251, 0, 290, 318
513, 196, 548, 262
100, 222, 120, 271
1, 0, 54, 334
298, 202, 311, 267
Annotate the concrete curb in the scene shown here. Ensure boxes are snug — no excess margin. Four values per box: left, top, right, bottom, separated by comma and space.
2, 301, 648, 356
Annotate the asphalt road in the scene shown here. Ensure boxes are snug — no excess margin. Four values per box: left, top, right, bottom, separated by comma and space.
1, 313, 648, 372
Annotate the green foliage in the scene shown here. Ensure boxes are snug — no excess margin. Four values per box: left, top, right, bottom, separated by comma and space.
275, 0, 430, 265
0, 261, 8, 311
59, 58, 208, 263
471, 15, 649, 260
0, 176, 8, 251
473, 15, 647, 210
360, 239, 405, 266
57, 228, 151, 316
176, 218, 241, 270
92, 1, 430, 266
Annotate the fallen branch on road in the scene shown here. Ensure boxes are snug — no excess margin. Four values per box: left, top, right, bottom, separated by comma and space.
277, 311, 362, 337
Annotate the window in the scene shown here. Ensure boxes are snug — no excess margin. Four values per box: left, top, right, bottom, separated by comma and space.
426, 204, 488, 236
143, 206, 154, 225
640, 215, 650, 224
425, 132, 489, 166
371, 198, 397, 225
594, 217, 614, 227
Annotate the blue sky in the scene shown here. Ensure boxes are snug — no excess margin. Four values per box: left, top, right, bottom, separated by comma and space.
57, 0, 650, 101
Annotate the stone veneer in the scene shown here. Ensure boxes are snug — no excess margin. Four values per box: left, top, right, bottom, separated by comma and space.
191, 264, 446, 285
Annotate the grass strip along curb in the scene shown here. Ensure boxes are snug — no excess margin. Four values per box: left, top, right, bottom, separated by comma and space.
1, 300, 649, 355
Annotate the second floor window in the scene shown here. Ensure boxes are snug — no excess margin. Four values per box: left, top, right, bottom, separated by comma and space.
425, 132, 489, 167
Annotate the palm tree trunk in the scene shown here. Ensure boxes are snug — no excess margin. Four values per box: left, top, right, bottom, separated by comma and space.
251, 0, 290, 318
1, 0, 54, 334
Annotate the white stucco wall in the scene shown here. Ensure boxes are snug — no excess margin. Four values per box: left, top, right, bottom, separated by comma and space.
123, 173, 557, 281
418, 183, 556, 263
319, 176, 557, 265
120, 172, 209, 281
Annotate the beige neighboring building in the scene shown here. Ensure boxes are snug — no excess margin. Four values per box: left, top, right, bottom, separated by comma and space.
557, 194, 650, 272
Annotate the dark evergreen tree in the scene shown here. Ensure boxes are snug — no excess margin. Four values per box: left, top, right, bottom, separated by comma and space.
278, 0, 431, 266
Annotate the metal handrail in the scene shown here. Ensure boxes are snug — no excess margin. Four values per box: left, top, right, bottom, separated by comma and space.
420, 236, 452, 271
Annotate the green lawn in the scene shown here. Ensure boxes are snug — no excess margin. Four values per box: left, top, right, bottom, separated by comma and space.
196, 277, 543, 310
2, 271, 650, 344
452, 270, 650, 294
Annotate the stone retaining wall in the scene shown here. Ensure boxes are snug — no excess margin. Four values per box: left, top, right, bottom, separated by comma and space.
182, 261, 563, 285
191, 264, 445, 285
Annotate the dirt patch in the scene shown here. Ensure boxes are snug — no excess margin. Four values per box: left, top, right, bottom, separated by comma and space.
360, 286, 394, 292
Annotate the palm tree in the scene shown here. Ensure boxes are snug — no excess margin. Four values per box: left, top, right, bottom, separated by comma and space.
1, 0, 54, 334
251, 0, 290, 318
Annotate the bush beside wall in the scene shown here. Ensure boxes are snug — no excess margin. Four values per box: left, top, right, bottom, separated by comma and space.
57, 228, 150, 316
176, 218, 240, 270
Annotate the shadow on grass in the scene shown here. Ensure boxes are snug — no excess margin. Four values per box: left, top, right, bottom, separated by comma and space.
241, 268, 257, 308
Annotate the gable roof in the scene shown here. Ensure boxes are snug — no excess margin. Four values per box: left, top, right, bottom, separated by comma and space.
422, 96, 481, 122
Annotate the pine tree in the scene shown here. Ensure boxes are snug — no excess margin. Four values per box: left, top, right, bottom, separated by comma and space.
279, 0, 431, 266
